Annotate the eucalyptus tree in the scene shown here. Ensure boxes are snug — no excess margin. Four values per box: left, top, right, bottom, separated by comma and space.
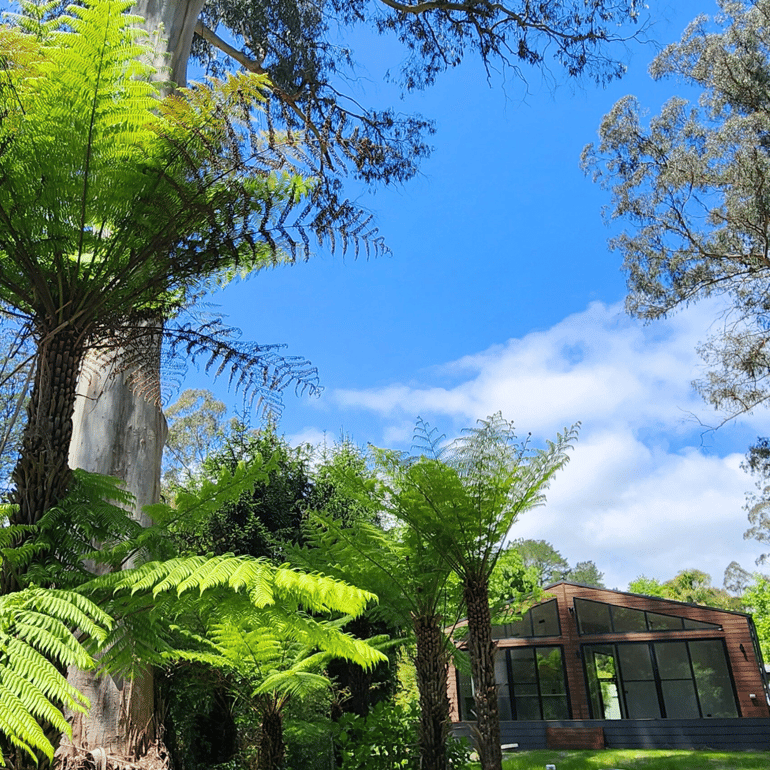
67, 0, 650, 507
66, 0, 651, 542
582, 1, 770, 543
375, 414, 577, 770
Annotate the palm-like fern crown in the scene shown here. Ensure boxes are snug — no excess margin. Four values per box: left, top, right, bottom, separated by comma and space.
375, 414, 580, 578
1, 0, 281, 321
0, 0, 382, 407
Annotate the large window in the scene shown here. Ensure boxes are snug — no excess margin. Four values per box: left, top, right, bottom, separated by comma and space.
492, 599, 560, 639
457, 645, 569, 721
575, 598, 721, 635
584, 640, 739, 719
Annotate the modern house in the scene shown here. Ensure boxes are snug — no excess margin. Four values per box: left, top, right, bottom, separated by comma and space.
449, 582, 770, 750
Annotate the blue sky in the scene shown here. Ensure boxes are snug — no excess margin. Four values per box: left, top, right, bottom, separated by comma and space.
3, 0, 757, 590
182, 0, 768, 591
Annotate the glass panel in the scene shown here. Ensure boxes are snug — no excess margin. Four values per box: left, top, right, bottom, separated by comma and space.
541, 695, 569, 720
586, 648, 604, 718
647, 612, 683, 631
509, 648, 536, 683
602, 681, 622, 719
612, 605, 647, 633
655, 642, 691, 680
531, 600, 559, 637
457, 670, 475, 721
495, 653, 512, 720
624, 680, 661, 718
661, 679, 700, 719
586, 646, 621, 719
493, 613, 532, 639
514, 695, 541, 720
683, 617, 720, 630
690, 640, 739, 718
618, 644, 655, 680
575, 599, 612, 634
536, 648, 565, 693
491, 625, 508, 640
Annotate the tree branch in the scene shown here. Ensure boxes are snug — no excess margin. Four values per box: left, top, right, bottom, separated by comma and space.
194, 20, 266, 75
377, 0, 489, 14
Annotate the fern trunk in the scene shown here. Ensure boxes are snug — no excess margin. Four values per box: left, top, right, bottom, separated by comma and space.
413, 613, 451, 770
3, 323, 84, 592
463, 574, 502, 770
257, 701, 285, 770
2, 324, 84, 768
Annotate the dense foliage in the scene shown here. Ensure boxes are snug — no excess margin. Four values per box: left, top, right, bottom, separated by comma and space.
628, 570, 741, 611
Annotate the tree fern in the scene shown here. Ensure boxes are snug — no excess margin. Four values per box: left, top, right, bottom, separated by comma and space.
0, 0, 389, 564
372, 415, 579, 770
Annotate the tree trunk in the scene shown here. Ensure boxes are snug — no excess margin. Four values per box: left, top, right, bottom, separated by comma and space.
463, 575, 502, 770
59, 3, 202, 766
412, 612, 451, 770
57, 339, 167, 770
133, 0, 205, 85
257, 701, 285, 770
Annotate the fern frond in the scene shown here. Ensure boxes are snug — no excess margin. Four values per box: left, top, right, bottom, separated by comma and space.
0, 586, 108, 764
0, 681, 53, 761
254, 669, 329, 700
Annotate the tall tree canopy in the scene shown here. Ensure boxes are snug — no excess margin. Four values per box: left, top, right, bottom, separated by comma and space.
582, 0, 770, 560
135, 0, 647, 191
583, 1, 770, 423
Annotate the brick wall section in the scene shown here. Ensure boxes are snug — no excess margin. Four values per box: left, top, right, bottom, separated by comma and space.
448, 582, 770, 722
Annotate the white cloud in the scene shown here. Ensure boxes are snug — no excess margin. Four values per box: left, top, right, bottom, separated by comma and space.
518, 434, 758, 590
334, 301, 713, 438
328, 300, 769, 589
285, 426, 334, 448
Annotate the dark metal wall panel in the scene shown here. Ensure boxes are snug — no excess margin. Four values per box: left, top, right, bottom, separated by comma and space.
453, 718, 770, 752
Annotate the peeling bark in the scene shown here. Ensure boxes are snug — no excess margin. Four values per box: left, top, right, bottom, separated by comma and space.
59, 341, 167, 770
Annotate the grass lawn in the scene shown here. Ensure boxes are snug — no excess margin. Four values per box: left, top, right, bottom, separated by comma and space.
487, 748, 770, 769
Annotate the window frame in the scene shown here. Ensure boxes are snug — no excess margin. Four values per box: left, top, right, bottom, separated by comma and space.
491, 598, 562, 640
582, 638, 740, 720
574, 597, 721, 636
456, 644, 571, 721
